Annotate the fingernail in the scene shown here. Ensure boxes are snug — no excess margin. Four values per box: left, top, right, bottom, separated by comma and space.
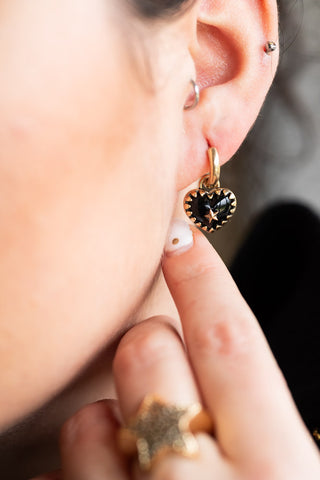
164, 219, 194, 255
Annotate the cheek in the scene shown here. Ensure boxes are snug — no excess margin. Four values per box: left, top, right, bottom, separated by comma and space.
0, 1, 179, 430
0, 138, 176, 430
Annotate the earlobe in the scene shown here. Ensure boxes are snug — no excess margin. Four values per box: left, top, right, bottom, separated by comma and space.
178, 0, 279, 191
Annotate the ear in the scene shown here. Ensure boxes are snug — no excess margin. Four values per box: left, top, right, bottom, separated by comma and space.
178, 0, 279, 190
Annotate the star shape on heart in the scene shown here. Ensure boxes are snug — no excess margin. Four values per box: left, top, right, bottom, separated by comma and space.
120, 396, 206, 470
205, 209, 219, 224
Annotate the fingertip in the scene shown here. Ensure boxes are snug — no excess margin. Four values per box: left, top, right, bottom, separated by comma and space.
164, 223, 213, 260
60, 400, 119, 450
163, 224, 222, 288
163, 219, 194, 256
60, 400, 129, 480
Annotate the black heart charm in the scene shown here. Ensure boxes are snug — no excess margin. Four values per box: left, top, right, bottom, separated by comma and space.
184, 188, 237, 233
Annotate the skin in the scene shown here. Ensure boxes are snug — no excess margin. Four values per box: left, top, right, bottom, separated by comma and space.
2, 0, 316, 478
0, 0, 278, 434
0, 0, 187, 430
55, 229, 320, 480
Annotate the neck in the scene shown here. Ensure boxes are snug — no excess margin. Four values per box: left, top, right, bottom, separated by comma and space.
0, 271, 180, 479
0, 342, 117, 479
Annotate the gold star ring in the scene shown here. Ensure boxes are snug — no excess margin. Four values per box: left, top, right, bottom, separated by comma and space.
118, 395, 213, 471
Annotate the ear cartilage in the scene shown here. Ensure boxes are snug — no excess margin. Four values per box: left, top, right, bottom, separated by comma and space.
264, 41, 277, 54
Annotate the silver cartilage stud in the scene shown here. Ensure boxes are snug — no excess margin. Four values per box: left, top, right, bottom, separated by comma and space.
265, 41, 277, 54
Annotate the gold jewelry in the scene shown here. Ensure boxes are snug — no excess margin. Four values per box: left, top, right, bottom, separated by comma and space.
118, 395, 213, 471
265, 41, 277, 54
313, 427, 320, 443
184, 79, 200, 110
184, 147, 237, 233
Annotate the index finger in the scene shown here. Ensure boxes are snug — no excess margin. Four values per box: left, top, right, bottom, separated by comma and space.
162, 221, 314, 466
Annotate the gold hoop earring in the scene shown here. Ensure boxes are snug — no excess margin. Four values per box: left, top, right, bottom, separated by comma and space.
184, 80, 200, 110
184, 148, 237, 233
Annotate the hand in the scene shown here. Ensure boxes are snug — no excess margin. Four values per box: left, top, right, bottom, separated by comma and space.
33, 228, 320, 480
